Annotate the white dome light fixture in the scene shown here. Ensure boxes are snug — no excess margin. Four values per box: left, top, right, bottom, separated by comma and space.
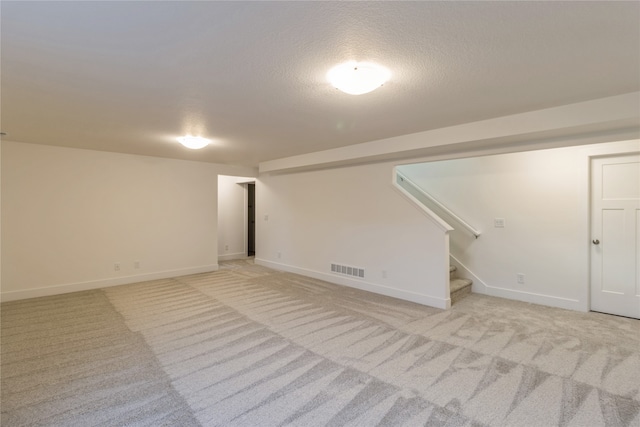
177, 135, 210, 149
327, 61, 390, 95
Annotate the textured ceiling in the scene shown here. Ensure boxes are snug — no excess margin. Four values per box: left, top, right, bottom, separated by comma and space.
1, 1, 639, 167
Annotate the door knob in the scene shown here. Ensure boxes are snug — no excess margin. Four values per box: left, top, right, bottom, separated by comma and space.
592, 239, 600, 245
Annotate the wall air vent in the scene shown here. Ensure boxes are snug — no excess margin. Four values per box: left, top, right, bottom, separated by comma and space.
331, 263, 365, 278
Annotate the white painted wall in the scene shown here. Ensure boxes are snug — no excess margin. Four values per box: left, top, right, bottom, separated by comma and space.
1, 141, 256, 301
256, 161, 451, 309
398, 139, 640, 311
218, 175, 254, 260
5, 136, 637, 313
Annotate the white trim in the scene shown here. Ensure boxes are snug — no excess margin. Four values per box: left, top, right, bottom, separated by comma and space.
449, 254, 489, 294
218, 252, 253, 261
255, 258, 451, 310
391, 167, 454, 234
481, 285, 583, 312
0, 264, 219, 302
449, 254, 583, 311
585, 142, 640, 313
397, 170, 480, 238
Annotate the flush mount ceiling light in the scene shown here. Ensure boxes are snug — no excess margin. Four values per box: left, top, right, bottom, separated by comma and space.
177, 135, 210, 149
327, 61, 391, 95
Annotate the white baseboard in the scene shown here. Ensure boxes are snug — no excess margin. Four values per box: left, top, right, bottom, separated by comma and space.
0, 264, 219, 302
255, 258, 450, 310
449, 255, 488, 294
218, 252, 251, 261
449, 255, 583, 312
481, 286, 583, 312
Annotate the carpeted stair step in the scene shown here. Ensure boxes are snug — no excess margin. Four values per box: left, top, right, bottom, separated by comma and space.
450, 278, 473, 304
450, 265, 472, 304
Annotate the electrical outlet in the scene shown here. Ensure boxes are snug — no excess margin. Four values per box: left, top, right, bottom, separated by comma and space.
225, 245, 229, 251
277, 251, 281, 259
382, 270, 387, 279
517, 273, 525, 284
114, 262, 121, 271
494, 218, 505, 228
134, 261, 140, 269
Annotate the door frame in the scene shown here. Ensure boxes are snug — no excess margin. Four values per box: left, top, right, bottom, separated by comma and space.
588, 150, 640, 316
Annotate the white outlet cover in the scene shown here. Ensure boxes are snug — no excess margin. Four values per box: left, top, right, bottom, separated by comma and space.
494, 218, 505, 228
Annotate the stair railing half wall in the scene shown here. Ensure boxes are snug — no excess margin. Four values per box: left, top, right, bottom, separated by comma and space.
395, 169, 481, 239
391, 169, 454, 235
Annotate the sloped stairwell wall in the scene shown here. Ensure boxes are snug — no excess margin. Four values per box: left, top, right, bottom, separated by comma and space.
397, 139, 639, 312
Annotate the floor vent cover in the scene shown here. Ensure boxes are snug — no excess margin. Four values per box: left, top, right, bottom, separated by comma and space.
331, 263, 364, 278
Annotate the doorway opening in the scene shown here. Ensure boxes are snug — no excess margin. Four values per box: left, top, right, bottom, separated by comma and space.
217, 175, 256, 261
248, 183, 255, 256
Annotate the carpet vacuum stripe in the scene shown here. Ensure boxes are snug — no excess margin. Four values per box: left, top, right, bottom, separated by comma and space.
2, 259, 639, 426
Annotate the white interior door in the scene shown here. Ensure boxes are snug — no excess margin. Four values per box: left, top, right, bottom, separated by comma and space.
590, 153, 640, 319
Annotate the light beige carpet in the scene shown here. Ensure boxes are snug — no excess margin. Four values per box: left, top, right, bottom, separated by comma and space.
2, 259, 639, 426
